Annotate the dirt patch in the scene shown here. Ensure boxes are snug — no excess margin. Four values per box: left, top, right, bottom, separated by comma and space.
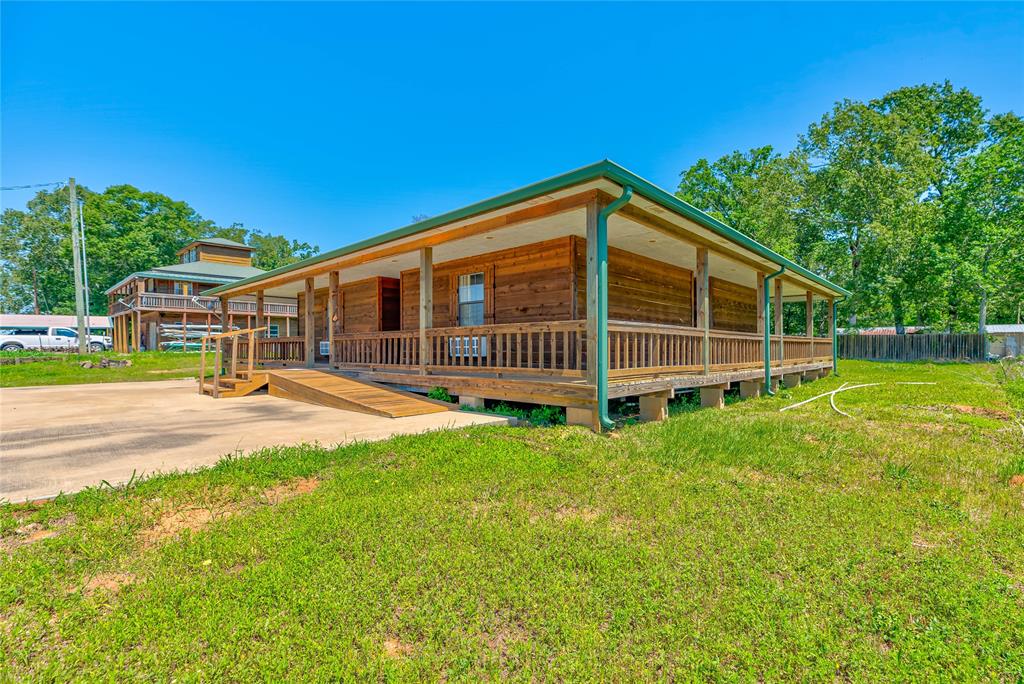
1, 514, 77, 553
139, 507, 227, 547
263, 477, 319, 504
383, 637, 415, 659
138, 477, 320, 546
486, 622, 529, 656
950, 405, 1011, 420
81, 572, 136, 596
1010, 474, 1024, 488
553, 505, 600, 523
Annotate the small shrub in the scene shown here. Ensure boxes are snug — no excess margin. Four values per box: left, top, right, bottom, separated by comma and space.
528, 405, 565, 427
882, 461, 914, 490
427, 387, 453, 403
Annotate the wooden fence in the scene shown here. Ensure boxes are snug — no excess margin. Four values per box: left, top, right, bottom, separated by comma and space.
838, 333, 987, 362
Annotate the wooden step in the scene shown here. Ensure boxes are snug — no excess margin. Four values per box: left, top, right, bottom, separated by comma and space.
201, 373, 268, 398
264, 369, 453, 418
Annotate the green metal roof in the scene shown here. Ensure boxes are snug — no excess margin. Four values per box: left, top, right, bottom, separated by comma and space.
104, 261, 266, 294
207, 160, 851, 297
177, 236, 252, 253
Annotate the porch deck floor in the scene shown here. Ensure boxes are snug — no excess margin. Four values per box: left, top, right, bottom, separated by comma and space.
323, 358, 833, 407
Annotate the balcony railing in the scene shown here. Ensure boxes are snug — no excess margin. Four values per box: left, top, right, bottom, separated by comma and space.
131, 292, 297, 317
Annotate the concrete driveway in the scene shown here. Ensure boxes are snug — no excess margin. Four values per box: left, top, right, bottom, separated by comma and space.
0, 379, 507, 502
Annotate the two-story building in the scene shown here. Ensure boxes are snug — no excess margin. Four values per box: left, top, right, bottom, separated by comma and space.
106, 238, 297, 352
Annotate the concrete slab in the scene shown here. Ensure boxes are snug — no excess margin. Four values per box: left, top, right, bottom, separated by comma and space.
0, 379, 508, 502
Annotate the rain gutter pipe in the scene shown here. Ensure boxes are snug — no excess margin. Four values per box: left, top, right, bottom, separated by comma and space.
597, 185, 634, 430
763, 266, 786, 395
832, 295, 845, 377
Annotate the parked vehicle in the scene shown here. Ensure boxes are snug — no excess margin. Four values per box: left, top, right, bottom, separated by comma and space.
0, 326, 112, 352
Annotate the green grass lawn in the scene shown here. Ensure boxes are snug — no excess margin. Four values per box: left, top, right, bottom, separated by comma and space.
1, 361, 1022, 680
0, 351, 212, 387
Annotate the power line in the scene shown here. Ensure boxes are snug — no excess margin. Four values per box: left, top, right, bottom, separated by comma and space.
0, 181, 64, 191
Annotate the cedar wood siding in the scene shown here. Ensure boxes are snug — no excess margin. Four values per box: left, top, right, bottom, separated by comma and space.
572, 238, 695, 327
401, 237, 575, 329
297, 276, 401, 360
298, 238, 757, 343
708, 276, 758, 333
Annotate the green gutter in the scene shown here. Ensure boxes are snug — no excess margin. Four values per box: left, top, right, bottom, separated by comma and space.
206, 160, 850, 299
763, 266, 786, 395
596, 186, 634, 430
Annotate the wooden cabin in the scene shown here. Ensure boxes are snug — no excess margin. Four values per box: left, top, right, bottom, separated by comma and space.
106, 238, 298, 352
205, 161, 849, 429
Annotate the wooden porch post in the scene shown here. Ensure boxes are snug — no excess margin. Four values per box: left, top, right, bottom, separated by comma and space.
220, 297, 229, 332
756, 272, 765, 334
304, 276, 315, 368
695, 246, 710, 374
419, 247, 432, 374
131, 279, 143, 352
255, 289, 265, 336
774, 279, 784, 364
328, 271, 339, 367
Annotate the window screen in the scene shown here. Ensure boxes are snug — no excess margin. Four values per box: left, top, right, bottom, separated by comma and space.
458, 273, 485, 326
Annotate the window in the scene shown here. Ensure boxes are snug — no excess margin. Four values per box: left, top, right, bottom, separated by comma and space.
268, 324, 279, 338
54, 328, 78, 338
457, 272, 485, 326
174, 282, 190, 295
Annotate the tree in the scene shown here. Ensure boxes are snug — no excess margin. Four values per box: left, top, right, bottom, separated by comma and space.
209, 223, 319, 271
941, 113, 1024, 333
676, 146, 806, 257
0, 185, 319, 314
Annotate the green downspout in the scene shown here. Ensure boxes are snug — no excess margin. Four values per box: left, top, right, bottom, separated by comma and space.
832, 296, 845, 377
597, 186, 634, 430
763, 266, 786, 395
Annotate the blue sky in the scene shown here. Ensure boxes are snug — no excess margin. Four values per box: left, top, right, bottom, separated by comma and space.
3, 2, 1022, 250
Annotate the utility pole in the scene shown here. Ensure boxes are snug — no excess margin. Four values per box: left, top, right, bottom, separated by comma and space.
69, 178, 88, 353
79, 200, 91, 329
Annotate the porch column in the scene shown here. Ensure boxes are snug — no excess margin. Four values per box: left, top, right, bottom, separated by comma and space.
255, 290, 265, 335
328, 271, 339, 367
132, 278, 143, 352
774, 279, 784, 364
304, 277, 315, 368
220, 296, 229, 332
695, 246, 710, 374
419, 248, 432, 374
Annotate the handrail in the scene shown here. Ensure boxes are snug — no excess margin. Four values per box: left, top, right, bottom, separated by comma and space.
202, 326, 268, 342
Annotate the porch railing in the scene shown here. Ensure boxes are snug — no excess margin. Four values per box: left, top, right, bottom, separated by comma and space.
328, 320, 832, 379
236, 336, 305, 364
333, 320, 587, 377
136, 292, 297, 317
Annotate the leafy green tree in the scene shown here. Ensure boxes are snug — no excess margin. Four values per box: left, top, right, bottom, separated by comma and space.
941, 113, 1024, 332
0, 185, 319, 314
209, 223, 319, 271
676, 146, 805, 257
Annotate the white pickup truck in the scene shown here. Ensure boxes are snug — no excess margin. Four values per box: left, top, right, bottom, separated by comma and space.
0, 325, 112, 352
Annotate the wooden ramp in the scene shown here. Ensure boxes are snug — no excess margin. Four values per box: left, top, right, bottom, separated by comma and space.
265, 369, 454, 418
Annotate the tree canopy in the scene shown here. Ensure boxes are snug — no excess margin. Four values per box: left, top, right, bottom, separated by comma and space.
677, 81, 1023, 332
0, 184, 319, 314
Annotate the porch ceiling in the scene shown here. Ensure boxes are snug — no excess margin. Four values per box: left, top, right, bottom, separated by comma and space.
254, 198, 826, 303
